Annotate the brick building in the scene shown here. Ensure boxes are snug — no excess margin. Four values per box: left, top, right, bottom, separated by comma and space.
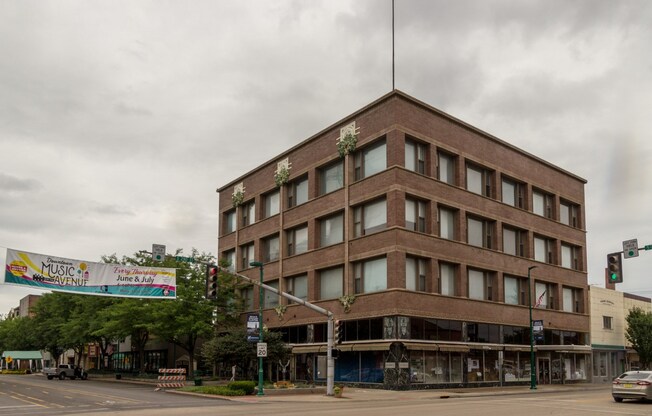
216, 90, 589, 389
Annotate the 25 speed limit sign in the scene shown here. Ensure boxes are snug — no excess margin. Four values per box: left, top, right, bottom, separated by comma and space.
257, 342, 267, 357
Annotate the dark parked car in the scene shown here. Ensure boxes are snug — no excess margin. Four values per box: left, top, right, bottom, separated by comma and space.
612, 370, 652, 402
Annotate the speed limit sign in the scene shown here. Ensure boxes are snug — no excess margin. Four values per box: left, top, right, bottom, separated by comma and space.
257, 342, 267, 357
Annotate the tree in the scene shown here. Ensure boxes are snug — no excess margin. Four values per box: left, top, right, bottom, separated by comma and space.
31, 292, 77, 363
625, 307, 652, 370
201, 327, 290, 381
149, 248, 220, 376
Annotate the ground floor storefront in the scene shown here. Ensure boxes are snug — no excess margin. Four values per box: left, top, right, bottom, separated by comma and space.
290, 341, 591, 390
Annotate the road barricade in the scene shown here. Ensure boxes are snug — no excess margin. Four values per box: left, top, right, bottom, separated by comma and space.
156, 368, 186, 389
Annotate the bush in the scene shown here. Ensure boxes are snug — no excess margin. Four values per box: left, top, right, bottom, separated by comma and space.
1, 370, 27, 375
227, 381, 256, 395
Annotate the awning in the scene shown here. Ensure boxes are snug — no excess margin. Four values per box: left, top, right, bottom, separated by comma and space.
437, 344, 470, 353
404, 342, 438, 351
292, 345, 326, 354
504, 345, 533, 352
2, 351, 43, 360
536, 345, 592, 353
352, 342, 392, 351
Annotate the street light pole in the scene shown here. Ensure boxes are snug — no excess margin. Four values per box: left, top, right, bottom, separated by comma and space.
250, 261, 265, 396
528, 265, 538, 390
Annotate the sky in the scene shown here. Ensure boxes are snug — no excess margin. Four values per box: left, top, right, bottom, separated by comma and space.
1, 0, 651, 315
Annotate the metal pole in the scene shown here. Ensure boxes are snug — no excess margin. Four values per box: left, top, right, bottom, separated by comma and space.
392, 0, 395, 90
528, 265, 537, 390
232, 265, 335, 395
257, 264, 264, 396
326, 315, 334, 396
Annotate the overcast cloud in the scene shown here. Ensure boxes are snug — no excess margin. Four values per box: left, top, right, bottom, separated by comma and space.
1, 0, 651, 314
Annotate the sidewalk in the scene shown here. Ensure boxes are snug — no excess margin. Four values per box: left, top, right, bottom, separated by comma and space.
170, 383, 611, 404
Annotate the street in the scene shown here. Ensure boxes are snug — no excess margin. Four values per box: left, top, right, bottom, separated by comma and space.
1, 376, 651, 416
0, 375, 241, 415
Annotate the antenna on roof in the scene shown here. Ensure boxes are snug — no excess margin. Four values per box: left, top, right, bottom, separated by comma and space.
392, 0, 395, 90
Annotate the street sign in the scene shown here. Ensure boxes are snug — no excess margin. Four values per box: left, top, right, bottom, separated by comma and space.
257, 342, 268, 357
5, 356, 12, 364
152, 244, 166, 262
623, 239, 639, 259
175, 256, 194, 263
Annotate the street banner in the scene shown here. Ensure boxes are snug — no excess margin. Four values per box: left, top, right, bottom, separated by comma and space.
533, 319, 544, 343
3, 248, 176, 299
246, 313, 260, 342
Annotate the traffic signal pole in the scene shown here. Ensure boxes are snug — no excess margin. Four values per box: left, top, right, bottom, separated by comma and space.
226, 267, 336, 397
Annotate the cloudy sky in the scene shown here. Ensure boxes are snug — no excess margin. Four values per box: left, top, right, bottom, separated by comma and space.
1, 0, 651, 315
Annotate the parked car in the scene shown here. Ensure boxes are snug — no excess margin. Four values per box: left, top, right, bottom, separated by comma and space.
42, 364, 88, 380
612, 370, 652, 402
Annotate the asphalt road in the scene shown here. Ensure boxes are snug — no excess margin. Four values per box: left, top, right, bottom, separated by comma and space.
1, 376, 650, 416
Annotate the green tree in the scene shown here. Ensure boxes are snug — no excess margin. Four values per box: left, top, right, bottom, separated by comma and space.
0, 316, 39, 351
31, 292, 77, 363
625, 307, 652, 370
201, 327, 290, 381
149, 248, 222, 376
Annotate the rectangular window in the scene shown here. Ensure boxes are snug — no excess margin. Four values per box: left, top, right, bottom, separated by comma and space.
287, 225, 308, 256
354, 257, 387, 294
467, 217, 494, 249
560, 201, 580, 227
240, 243, 254, 270
438, 207, 456, 240
504, 276, 527, 306
354, 139, 387, 180
287, 176, 308, 208
405, 139, 426, 174
503, 227, 526, 257
320, 160, 344, 195
241, 287, 254, 310
223, 210, 236, 234
533, 190, 554, 219
263, 234, 279, 263
406, 256, 426, 292
319, 212, 344, 247
405, 198, 426, 232
264, 280, 279, 308
319, 267, 343, 300
287, 274, 308, 302
468, 269, 493, 301
563, 287, 582, 313
354, 199, 387, 237
223, 249, 235, 273
603, 316, 613, 330
263, 190, 280, 218
466, 164, 493, 197
502, 178, 526, 208
534, 236, 554, 264
535, 281, 555, 309
241, 200, 255, 227
439, 263, 456, 296
437, 151, 455, 185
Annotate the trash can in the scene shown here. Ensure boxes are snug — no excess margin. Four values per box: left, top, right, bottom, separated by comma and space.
194, 378, 202, 386
115, 374, 122, 380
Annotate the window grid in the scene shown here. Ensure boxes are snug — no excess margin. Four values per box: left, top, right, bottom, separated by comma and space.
406, 198, 426, 232
405, 139, 426, 174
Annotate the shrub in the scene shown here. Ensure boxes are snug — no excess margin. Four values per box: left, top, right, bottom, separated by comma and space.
227, 381, 256, 395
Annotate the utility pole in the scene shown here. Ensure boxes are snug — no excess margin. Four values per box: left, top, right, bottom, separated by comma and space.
227, 265, 336, 396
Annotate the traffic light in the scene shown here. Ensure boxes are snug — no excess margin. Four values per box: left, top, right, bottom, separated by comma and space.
334, 320, 343, 344
607, 252, 623, 284
206, 264, 219, 299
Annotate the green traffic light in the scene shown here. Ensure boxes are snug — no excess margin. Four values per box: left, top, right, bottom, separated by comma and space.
610, 273, 618, 281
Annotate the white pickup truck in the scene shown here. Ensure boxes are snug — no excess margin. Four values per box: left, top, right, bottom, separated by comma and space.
43, 364, 88, 380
